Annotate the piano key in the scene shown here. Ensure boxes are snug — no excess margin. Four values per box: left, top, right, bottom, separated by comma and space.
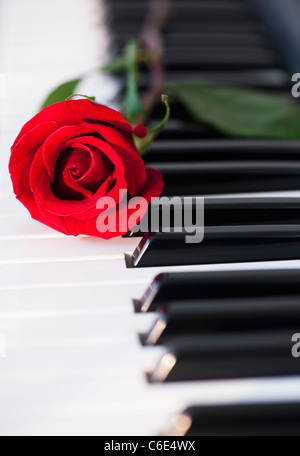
163, 31, 273, 49
115, 31, 273, 52
0, 236, 140, 264
162, 70, 290, 92
135, 269, 300, 313
110, 19, 264, 38
108, 0, 252, 23
142, 295, 300, 345
164, 47, 281, 70
166, 403, 300, 436
204, 197, 300, 225
152, 294, 300, 314
0, 196, 29, 216
144, 140, 300, 163
147, 122, 221, 141
158, 162, 300, 197
148, 330, 300, 383
0, 217, 65, 241
127, 226, 300, 268
125, 197, 300, 237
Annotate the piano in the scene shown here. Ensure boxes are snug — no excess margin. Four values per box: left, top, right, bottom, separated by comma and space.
1, 0, 300, 436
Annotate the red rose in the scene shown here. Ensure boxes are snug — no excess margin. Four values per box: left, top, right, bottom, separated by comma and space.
9, 99, 164, 239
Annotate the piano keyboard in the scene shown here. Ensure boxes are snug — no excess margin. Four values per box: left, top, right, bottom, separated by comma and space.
1, 0, 300, 436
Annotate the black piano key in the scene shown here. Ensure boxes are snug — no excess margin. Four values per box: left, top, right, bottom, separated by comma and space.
162, 69, 290, 92
146, 123, 223, 142
107, 1, 254, 31
108, 19, 263, 39
134, 269, 300, 313
125, 197, 300, 237
142, 295, 300, 345
157, 162, 300, 197
115, 32, 274, 53
126, 226, 300, 269
168, 403, 300, 436
164, 47, 281, 70
163, 31, 272, 49
147, 330, 300, 382
204, 197, 300, 226
156, 294, 300, 314
108, 1, 252, 23
105, 2, 147, 22
144, 140, 300, 163
117, 57, 287, 89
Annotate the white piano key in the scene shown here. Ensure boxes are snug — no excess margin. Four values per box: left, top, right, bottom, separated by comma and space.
0, 215, 64, 239
0, 236, 141, 263
0, 284, 147, 313
0, 196, 28, 216
0, 313, 158, 351
1, 258, 299, 290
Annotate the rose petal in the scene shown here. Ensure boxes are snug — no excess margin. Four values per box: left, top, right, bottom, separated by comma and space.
12, 100, 135, 148
90, 124, 147, 193
66, 133, 139, 196
9, 122, 57, 196
140, 168, 165, 201
52, 147, 94, 200
30, 139, 127, 217
64, 139, 114, 191
42, 124, 94, 180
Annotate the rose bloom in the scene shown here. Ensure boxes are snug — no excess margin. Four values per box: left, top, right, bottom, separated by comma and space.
9, 99, 164, 239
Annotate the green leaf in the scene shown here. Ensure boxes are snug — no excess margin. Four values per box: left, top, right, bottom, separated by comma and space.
167, 81, 300, 139
135, 95, 170, 156
40, 78, 82, 109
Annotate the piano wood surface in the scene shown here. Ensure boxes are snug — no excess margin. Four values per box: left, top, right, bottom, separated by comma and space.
1, 0, 300, 436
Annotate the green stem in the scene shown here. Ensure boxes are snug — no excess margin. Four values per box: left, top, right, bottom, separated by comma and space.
135, 94, 170, 156
149, 94, 170, 137
124, 41, 144, 123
